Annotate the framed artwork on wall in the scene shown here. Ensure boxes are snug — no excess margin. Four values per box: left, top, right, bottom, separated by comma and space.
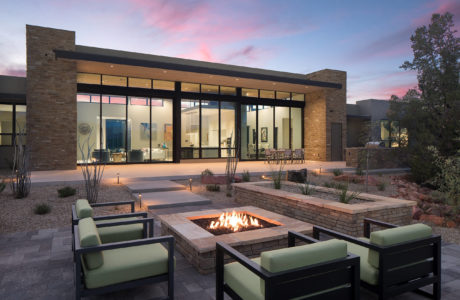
261, 127, 268, 142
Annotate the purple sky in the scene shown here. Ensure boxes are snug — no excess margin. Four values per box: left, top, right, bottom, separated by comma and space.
1, 0, 459, 103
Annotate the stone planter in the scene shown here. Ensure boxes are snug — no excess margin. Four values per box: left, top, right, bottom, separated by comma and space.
234, 181, 416, 237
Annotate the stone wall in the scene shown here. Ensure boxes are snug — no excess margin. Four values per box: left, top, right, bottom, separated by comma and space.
234, 182, 414, 237
305, 69, 347, 161
26, 25, 77, 170
345, 147, 408, 169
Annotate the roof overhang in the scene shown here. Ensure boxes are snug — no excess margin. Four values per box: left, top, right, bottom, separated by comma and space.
54, 46, 341, 94
347, 114, 371, 120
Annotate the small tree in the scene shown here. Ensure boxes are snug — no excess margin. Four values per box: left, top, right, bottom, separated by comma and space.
10, 128, 31, 198
78, 127, 105, 203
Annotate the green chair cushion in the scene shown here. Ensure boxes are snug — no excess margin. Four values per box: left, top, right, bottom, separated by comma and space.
95, 217, 144, 244
346, 238, 379, 285
224, 256, 349, 300
368, 223, 432, 268
260, 239, 347, 295
76, 199, 93, 219
83, 243, 170, 289
224, 258, 264, 300
78, 218, 103, 270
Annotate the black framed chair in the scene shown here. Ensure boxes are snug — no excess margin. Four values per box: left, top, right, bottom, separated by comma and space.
74, 218, 174, 299
313, 218, 441, 300
216, 231, 360, 300
71, 199, 151, 252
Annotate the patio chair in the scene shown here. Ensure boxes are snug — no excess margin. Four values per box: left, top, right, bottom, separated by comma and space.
313, 219, 441, 300
293, 148, 304, 164
74, 218, 174, 299
216, 231, 360, 300
283, 149, 293, 164
72, 199, 151, 248
264, 148, 274, 164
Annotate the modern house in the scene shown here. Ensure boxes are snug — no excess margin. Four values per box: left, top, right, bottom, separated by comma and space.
0, 25, 347, 170
346, 99, 407, 148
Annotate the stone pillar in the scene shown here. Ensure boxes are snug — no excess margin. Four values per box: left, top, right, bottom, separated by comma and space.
305, 69, 347, 161
26, 25, 77, 170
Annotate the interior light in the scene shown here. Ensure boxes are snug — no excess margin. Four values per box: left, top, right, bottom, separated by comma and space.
163, 70, 167, 73
110, 65, 114, 68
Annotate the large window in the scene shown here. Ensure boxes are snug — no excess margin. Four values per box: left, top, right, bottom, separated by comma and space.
181, 99, 200, 158
275, 106, 290, 149
0, 104, 27, 146
201, 100, 219, 158
291, 108, 302, 149
380, 120, 407, 148
258, 105, 274, 158
77, 93, 173, 163
241, 105, 257, 159
221, 102, 236, 157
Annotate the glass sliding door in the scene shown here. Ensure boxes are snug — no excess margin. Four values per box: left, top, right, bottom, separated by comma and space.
127, 97, 150, 162
152, 98, 173, 161
201, 100, 219, 158
102, 95, 127, 163
275, 106, 290, 149
241, 105, 257, 160
221, 102, 236, 157
258, 105, 274, 159
291, 107, 302, 149
181, 99, 200, 158
77, 94, 101, 163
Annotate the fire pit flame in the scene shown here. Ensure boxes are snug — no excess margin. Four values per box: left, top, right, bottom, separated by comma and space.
209, 211, 262, 232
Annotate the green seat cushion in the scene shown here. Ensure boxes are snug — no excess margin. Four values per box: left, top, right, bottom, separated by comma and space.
346, 238, 379, 285
224, 256, 349, 300
95, 217, 144, 244
260, 239, 347, 295
84, 243, 170, 289
76, 199, 93, 219
368, 224, 432, 268
224, 258, 264, 300
78, 218, 103, 270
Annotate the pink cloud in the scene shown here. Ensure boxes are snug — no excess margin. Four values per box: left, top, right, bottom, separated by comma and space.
412, 0, 460, 29
0, 66, 26, 77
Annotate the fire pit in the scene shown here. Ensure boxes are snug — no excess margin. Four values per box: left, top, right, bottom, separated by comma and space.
190, 210, 279, 235
159, 206, 312, 274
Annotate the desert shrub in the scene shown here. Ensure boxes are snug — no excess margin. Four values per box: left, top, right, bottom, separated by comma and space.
206, 184, 220, 192
332, 169, 343, 176
324, 181, 346, 190
270, 164, 284, 189
351, 177, 361, 184
201, 169, 214, 177
377, 182, 386, 191
355, 168, 364, 176
34, 203, 51, 215
298, 182, 313, 195
58, 186, 76, 198
338, 186, 360, 204
242, 170, 250, 182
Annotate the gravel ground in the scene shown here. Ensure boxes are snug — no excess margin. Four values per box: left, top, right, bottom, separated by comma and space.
1, 175, 458, 245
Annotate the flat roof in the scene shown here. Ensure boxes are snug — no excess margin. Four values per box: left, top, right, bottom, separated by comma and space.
54, 45, 341, 90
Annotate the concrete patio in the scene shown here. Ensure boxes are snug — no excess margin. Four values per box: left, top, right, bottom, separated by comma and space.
30, 160, 347, 183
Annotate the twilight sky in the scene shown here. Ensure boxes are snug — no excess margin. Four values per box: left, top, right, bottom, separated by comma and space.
1, 0, 459, 103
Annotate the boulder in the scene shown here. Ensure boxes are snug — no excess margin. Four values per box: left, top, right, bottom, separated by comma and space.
287, 169, 307, 183
419, 214, 444, 226
412, 207, 423, 220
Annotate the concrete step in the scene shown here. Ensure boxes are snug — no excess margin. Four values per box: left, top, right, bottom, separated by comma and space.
126, 180, 186, 193
137, 190, 211, 209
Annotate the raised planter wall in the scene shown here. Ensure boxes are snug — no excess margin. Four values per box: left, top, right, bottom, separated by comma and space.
234, 182, 415, 237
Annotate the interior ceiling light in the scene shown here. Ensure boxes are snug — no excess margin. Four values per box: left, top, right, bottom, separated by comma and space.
235, 78, 239, 81
110, 65, 114, 68
163, 70, 167, 73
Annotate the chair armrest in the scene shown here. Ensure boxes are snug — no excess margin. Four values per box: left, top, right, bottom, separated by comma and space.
95, 217, 154, 238
363, 218, 398, 238
93, 212, 147, 221
313, 225, 382, 251
288, 231, 318, 247
216, 242, 271, 280
91, 200, 135, 212
75, 229, 173, 254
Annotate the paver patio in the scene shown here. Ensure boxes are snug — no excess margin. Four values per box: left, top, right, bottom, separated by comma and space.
1, 218, 459, 299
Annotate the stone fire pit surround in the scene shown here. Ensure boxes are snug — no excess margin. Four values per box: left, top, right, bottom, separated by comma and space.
159, 206, 313, 274
233, 181, 416, 237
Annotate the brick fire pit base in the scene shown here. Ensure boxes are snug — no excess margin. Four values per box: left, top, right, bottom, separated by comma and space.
159, 206, 313, 274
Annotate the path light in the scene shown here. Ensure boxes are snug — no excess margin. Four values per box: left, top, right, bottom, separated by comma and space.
138, 193, 142, 208
116, 172, 120, 184
189, 178, 193, 191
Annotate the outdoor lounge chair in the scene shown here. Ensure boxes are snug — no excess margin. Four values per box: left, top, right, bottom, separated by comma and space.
72, 199, 151, 244
216, 231, 360, 300
313, 218, 441, 300
74, 218, 174, 299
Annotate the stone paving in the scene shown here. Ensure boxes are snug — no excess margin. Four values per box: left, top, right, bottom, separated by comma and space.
1, 222, 460, 300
